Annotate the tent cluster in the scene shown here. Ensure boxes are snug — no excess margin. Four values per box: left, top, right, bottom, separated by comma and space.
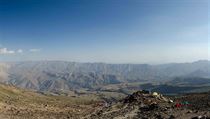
123, 90, 195, 110
175, 101, 190, 108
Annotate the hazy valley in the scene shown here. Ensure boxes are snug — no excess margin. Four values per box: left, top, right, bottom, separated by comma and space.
0, 60, 209, 95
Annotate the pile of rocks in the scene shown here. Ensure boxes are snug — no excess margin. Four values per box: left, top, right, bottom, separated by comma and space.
88, 90, 210, 119
123, 90, 171, 106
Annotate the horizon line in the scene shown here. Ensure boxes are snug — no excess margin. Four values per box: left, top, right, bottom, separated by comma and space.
0, 59, 209, 65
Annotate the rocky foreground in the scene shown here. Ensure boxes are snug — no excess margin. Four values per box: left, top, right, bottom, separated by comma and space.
87, 90, 210, 119
0, 83, 100, 119
0, 83, 209, 119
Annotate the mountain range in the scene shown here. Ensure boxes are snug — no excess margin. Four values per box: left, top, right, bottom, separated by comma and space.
0, 60, 209, 92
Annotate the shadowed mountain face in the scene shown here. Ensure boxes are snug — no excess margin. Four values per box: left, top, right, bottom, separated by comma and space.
0, 60, 209, 91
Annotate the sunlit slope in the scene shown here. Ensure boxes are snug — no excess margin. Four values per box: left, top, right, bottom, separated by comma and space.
0, 83, 98, 119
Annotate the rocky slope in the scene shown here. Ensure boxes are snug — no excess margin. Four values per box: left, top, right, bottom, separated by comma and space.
0, 83, 100, 119
0, 83, 209, 119
88, 90, 210, 119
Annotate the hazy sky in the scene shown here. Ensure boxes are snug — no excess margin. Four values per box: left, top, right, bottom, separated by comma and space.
0, 0, 209, 64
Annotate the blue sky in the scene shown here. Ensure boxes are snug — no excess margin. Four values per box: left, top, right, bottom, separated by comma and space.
0, 0, 209, 63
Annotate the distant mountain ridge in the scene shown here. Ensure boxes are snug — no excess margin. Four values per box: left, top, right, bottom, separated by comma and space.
0, 60, 209, 91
